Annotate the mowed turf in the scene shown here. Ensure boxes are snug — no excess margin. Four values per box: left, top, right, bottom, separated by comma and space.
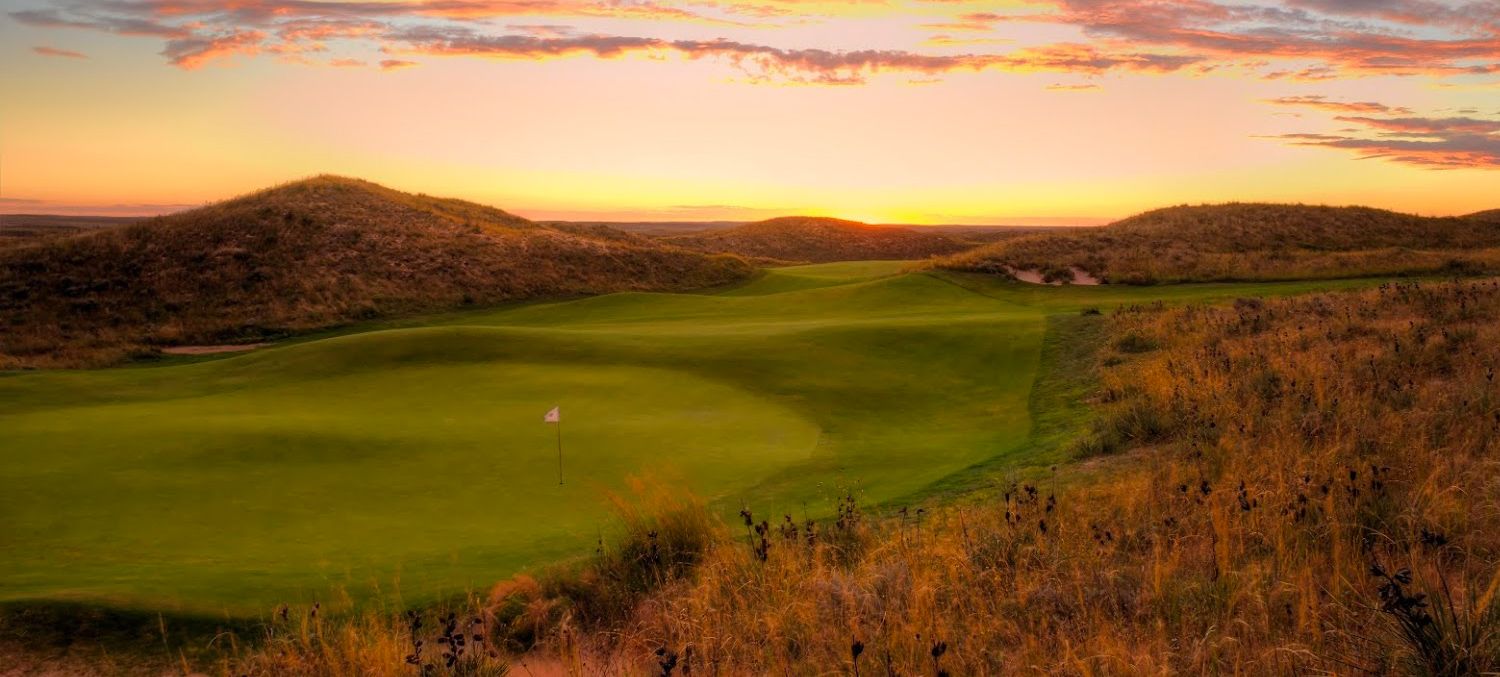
0, 262, 1388, 615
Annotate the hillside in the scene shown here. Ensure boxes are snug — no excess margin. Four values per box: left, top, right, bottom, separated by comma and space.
939, 203, 1500, 284
665, 216, 969, 263
0, 177, 751, 368
1469, 208, 1500, 223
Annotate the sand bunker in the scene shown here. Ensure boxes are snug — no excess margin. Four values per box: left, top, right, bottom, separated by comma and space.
1006, 266, 1101, 286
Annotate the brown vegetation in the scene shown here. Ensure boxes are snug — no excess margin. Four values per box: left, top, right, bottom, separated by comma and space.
1469, 209, 1500, 224
665, 216, 970, 263
197, 279, 1500, 675
940, 203, 1500, 284
0, 177, 751, 369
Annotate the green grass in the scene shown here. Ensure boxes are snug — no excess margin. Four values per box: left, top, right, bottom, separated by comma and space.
0, 262, 1392, 617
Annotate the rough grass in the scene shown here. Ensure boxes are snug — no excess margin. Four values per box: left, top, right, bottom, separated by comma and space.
0, 176, 751, 369
939, 202, 1500, 284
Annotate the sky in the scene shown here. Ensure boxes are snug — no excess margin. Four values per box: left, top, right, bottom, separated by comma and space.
1, 0, 1497, 225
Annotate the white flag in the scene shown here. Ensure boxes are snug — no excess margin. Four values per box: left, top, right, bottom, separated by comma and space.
544, 406, 560, 423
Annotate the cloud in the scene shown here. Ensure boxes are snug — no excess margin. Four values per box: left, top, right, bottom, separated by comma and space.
1264, 95, 1412, 114
33, 45, 89, 59
1047, 82, 1100, 91
382, 30, 1202, 83
1009, 0, 1500, 79
1268, 113, 1500, 168
922, 34, 1014, 48
922, 12, 1009, 32
10, 0, 1497, 86
161, 29, 265, 68
11, 7, 185, 36
379, 58, 419, 70
1336, 115, 1500, 135
328, 57, 365, 67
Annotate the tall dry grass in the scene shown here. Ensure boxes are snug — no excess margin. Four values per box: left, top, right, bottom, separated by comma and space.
566, 280, 1500, 674
147, 280, 1500, 674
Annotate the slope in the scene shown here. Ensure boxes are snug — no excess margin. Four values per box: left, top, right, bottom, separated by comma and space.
0, 177, 751, 368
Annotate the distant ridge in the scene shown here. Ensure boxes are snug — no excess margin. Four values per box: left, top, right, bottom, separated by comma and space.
1469, 209, 1500, 224
0, 176, 751, 368
665, 216, 969, 263
938, 202, 1500, 284
0, 214, 142, 248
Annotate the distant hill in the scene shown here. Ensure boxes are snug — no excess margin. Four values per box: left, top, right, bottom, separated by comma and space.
938, 203, 1500, 284
0, 214, 141, 248
0, 176, 751, 368
1469, 209, 1500, 224
664, 216, 969, 263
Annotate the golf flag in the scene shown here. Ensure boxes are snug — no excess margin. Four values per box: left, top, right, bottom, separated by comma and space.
544, 406, 560, 423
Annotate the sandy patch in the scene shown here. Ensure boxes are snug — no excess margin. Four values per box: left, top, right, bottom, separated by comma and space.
1006, 266, 1101, 286
161, 342, 270, 355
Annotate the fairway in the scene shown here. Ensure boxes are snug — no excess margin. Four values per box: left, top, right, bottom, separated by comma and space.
0, 263, 1385, 615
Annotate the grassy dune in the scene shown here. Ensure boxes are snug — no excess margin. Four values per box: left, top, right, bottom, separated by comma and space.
0, 262, 1391, 619
939, 202, 1500, 284
0, 177, 750, 369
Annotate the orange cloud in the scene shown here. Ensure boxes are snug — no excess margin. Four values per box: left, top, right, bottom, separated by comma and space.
33, 45, 89, 59
162, 29, 265, 68
1264, 95, 1413, 115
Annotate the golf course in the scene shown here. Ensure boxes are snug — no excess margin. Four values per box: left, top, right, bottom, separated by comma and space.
0, 262, 1385, 617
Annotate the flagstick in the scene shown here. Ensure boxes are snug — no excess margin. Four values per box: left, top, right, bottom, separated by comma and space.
556, 419, 564, 485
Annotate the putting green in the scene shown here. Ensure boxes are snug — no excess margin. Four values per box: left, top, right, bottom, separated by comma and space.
0, 262, 1387, 615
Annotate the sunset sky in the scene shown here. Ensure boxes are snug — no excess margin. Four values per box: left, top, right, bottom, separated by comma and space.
2, 0, 1497, 224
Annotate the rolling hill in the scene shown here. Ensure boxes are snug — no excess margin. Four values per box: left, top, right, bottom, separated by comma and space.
0, 176, 751, 368
1469, 208, 1500, 223
938, 202, 1500, 284
664, 216, 970, 263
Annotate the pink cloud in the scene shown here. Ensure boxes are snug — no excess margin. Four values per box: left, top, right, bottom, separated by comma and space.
33, 45, 89, 59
